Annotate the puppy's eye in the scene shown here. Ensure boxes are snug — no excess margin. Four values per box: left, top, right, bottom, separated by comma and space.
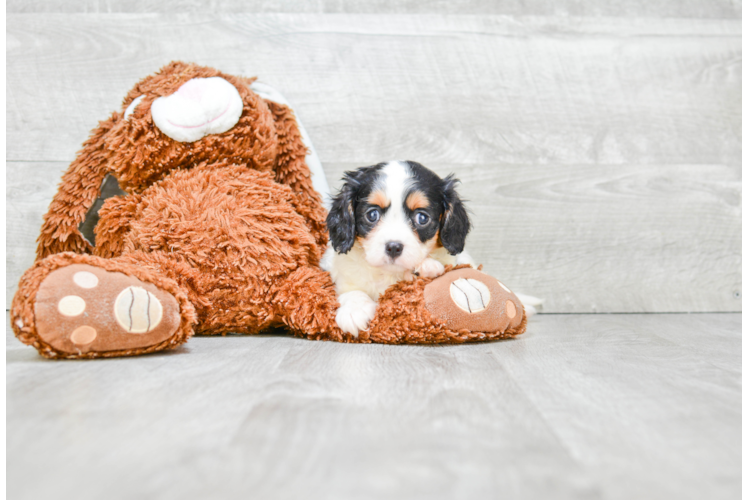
415, 212, 430, 226
366, 208, 381, 223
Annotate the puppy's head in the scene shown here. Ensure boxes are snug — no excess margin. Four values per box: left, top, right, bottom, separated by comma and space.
326, 160, 470, 271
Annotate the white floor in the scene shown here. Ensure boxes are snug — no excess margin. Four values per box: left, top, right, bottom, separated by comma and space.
7, 312, 741, 500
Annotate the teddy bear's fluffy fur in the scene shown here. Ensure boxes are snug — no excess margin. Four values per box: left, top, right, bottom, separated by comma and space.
10, 62, 526, 359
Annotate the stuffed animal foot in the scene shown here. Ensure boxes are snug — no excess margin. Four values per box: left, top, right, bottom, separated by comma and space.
423, 267, 524, 334
11, 253, 195, 359
361, 266, 526, 344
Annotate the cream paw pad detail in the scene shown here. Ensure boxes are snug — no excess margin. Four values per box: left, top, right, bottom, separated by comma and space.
423, 268, 524, 333
114, 287, 163, 333
33, 264, 181, 355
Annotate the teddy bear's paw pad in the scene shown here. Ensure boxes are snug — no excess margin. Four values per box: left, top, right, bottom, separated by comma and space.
450, 278, 491, 313
34, 264, 181, 355
423, 268, 523, 333
114, 287, 163, 333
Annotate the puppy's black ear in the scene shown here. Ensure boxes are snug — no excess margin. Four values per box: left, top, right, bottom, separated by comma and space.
326, 170, 362, 254
440, 174, 471, 255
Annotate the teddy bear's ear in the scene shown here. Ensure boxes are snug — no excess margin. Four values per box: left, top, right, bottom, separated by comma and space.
250, 81, 331, 210
326, 171, 363, 254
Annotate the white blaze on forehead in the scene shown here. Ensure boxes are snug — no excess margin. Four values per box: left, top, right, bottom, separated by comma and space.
361, 161, 431, 270
380, 161, 412, 212
151, 77, 243, 142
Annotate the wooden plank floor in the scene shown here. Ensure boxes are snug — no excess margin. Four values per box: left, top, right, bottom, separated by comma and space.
6, 313, 741, 500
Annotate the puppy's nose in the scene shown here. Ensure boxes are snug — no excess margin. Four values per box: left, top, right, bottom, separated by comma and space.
385, 241, 404, 259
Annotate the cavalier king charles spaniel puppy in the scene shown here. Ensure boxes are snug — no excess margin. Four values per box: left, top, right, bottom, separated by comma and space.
322, 160, 477, 336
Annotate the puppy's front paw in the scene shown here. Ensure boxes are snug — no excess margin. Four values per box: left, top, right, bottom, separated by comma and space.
336, 291, 377, 338
416, 258, 445, 279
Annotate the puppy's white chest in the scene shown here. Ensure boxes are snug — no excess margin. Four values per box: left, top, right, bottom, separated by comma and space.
330, 246, 406, 300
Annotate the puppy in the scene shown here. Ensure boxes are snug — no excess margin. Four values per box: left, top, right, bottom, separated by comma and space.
323, 160, 475, 336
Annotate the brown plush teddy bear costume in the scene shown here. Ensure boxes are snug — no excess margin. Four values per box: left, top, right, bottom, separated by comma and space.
10, 62, 526, 359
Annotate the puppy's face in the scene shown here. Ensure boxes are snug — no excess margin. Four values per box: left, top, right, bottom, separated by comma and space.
327, 160, 471, 271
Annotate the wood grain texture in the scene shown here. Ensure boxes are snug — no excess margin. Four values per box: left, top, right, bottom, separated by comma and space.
6, 0, 743, 18
6, 162, 69, 306
6, 312, 741, 500
5, 13, 741, 312
740, 73, 748, 312
6, 15, 741, 166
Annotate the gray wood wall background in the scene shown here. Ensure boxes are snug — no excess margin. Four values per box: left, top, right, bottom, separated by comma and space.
6, 1, 741, 314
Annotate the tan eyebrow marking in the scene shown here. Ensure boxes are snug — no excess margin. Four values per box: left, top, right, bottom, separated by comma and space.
406, 191, 429, 211
367, 190, 389, 208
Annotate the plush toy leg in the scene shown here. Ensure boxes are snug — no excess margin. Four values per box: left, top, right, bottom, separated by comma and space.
360, 267, 527, 344
272, 265, 526, 345
272, 266, 349, 342
11, 252, 196, 359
